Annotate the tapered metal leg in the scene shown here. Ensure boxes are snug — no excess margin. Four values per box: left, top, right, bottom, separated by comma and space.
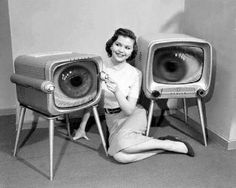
92, 106, 108, 156
183, 98, 188, 123
49, 119, 54, 181
197, 97, 207, 146
65, 114, 71, 138
13, 106, 26, 157
146, 100, 154, 136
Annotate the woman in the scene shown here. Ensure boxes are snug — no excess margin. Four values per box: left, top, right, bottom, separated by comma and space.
73, 28, 194, 163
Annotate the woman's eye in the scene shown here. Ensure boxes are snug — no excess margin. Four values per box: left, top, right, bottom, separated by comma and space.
115, 43, 121, 47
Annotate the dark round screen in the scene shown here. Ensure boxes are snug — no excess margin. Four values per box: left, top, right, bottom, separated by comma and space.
59, 65, 93, 98
157, 55, 186, 82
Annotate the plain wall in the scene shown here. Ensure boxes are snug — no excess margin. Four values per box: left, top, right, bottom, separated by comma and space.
181, 0, 236, 144
8, 0, 184, 57
0, 0, 16, 115
7, 0, 184, 123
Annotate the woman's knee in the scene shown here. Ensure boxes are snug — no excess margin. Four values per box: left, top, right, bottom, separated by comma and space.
133, 107, 147, 121
113, 152, 135, 164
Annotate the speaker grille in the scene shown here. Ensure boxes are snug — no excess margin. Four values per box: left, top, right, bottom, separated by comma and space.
15, 62, 45, 80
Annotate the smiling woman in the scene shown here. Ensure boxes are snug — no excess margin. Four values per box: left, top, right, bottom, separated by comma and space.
73, 28, 194, 163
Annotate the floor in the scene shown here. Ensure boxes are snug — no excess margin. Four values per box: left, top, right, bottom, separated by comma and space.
1, 114, 236, 188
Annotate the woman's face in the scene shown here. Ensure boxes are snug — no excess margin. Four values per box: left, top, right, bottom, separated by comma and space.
110, 35, 134, 63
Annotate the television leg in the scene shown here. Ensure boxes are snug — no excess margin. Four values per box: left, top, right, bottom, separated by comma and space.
13, 105, 26, 157
183, 98, 188, 123
49, 118, 54, 181
65, 114, 72, 139
146, 100, 155, 136
92, 105, 108, 156
197, 97, 207, 146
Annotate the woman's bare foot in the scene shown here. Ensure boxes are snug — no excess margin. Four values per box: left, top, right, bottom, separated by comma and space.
72, 128, 89, 141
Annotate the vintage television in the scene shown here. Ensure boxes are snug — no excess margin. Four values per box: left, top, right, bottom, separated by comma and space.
135, 33, 213, 146
11, 52, 103, 116
135, 33, 212, 99
11, 52, 108, 180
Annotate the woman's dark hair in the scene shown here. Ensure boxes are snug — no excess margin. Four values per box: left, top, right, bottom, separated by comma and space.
105, 28, 138, 62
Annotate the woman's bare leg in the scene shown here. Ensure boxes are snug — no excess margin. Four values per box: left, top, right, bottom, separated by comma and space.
110, 106, 192, 163
123, 139, 188, 154
113, 139, 189, 163
73, 109, 91, 140
113, 150, 161, 163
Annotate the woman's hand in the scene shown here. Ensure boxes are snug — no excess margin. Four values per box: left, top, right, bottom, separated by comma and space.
105, 77, 119, 93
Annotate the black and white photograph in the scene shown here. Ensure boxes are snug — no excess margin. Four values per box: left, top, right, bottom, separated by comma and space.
0, 0, 236, 187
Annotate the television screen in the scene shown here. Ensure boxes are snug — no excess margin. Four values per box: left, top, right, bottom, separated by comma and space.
153, 45, 204, 84
52, 59, 99, 109
135, 33, 212, 99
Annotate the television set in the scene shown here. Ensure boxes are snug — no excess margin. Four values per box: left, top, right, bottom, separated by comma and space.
11, 52, 103, 116
135, 33, 212, 100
